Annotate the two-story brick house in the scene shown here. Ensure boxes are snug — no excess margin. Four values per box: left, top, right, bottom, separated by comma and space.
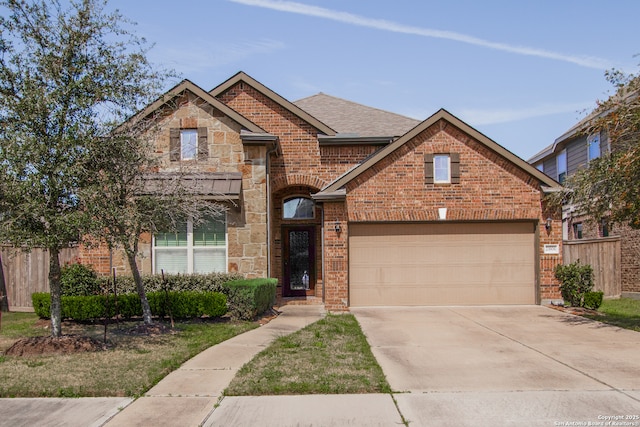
79, 72, 563, 310
529, 114, 640, 297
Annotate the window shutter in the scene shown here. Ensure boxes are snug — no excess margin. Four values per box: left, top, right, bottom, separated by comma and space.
451, 153, 460, 184
169, 128, 180, 162
197, 127, 208, 160
424, 153, 434, 184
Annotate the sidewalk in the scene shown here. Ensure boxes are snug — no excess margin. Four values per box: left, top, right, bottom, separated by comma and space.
104, 304, 326, 427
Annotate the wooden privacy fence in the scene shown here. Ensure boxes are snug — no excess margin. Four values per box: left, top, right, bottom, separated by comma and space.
563, 237, 621, 298
0, 246, 79, 311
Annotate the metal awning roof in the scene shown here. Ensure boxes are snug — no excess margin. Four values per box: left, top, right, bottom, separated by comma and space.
140, 172, 242, 199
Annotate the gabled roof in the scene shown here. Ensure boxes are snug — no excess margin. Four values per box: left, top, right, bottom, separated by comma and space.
318, 108, 559, 196
210, 72, 336, 136
528, 88, 639, 164
126, 79, 265, 134
527, 110, 598, 164
293, 93, 421, 137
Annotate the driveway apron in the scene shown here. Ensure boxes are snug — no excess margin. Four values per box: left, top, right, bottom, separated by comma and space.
352, 305, 640, 427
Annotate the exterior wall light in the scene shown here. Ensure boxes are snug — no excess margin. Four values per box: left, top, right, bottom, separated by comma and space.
334, 220, 341, 233
545, 217, 552, 231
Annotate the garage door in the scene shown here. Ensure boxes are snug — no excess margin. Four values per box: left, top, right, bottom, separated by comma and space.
349, 222, 536, 306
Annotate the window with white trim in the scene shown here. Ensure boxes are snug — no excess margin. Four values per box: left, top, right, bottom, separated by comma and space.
433, 154, 451, 184
557, 150, 567, 184
180, 129, 197, 160
588, 133, 601, 162
153, 213, 227, 274
169, 127, 208, 162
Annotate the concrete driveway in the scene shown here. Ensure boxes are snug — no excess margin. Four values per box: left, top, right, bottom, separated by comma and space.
352, 305, 640, 427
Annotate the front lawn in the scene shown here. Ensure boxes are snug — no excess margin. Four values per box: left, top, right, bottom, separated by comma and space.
583, 298, 640, 332
0, 312, 256, 397
225, 313, 391, 395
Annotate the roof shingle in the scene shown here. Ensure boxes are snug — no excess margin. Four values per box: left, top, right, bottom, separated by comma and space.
294, 93, 420, 137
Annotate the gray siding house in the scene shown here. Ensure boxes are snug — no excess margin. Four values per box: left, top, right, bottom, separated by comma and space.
529, 116, 639, 297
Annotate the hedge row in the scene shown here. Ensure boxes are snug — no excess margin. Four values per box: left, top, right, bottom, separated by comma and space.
60, 263, 244, 296
97, 272, 244, 295
32, 291, 227, 321
33, 276, 278, 321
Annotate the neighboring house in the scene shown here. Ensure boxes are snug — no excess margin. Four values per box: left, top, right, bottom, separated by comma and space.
529, 115, 640, 297
78, 72, 563, 310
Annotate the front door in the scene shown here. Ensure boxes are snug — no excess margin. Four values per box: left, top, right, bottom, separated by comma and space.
282, 226, 315, 297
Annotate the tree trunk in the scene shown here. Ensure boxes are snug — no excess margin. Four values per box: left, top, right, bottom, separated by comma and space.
125, 250, 153, 325
49, 247, 63, 337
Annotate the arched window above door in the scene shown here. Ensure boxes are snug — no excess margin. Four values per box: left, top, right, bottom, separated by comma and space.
283, 197, 315, 219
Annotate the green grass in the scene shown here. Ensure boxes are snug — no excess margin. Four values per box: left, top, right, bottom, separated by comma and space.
225, 313, 390, 396
0, 312, 44, 339
583, 298, 640, 332
0, 312, 257, 397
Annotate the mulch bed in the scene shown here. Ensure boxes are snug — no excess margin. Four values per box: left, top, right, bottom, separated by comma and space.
4, 335, 108, 356
547, 304, 603, 317
4, 309, 282, 357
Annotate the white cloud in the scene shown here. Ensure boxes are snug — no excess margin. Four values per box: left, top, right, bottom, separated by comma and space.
229, 0, 613, 70
395, 102, 593, 125
150, 38, 285, 74
458, 102, 593, 125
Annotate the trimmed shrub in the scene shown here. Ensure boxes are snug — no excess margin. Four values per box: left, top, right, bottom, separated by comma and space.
223, 278, 277, 321
583, 291, 604, 310
32, 293, 51, 319
554, 260, 594, 307
61, 263, 99, 296
31, 291, 227, 321
97, 272, 243, 295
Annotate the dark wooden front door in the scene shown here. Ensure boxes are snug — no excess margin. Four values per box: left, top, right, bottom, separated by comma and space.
282, 226, 315, 297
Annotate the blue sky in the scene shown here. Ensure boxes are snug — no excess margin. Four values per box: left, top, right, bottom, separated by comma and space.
109, 0, 639, 160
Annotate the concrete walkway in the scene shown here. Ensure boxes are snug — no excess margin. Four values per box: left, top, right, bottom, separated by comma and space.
104, 304, 325, 427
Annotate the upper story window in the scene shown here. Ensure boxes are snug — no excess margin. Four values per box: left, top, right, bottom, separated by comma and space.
180, 129, 197, 160
434, 155, 451, 184
557, 149, 567, 184
588, 133, 601, 162
169, 127, 208, 161
425, 153, 460, 184
283, 197, 315, 219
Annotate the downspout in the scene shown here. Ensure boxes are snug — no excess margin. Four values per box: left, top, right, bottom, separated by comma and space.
321, 205, 325, 303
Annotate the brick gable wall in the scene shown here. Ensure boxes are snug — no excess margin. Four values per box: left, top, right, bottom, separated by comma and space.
217, 83, 391, 303
342, 120, 562, 303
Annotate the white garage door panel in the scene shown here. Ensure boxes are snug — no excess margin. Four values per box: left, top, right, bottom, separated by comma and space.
349, 222, 535, 306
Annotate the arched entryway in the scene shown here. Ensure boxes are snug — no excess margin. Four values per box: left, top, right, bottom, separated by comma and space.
272, 187, 322, 299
